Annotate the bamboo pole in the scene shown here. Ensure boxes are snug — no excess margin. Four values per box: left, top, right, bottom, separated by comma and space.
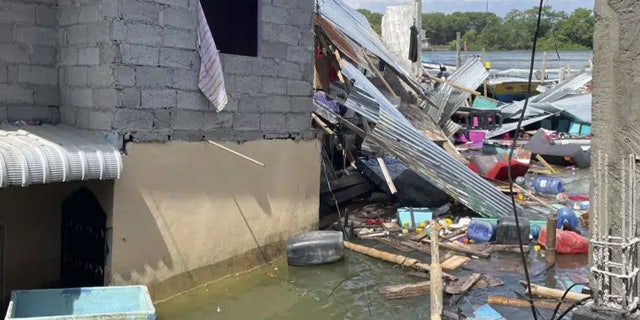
481, 48, 486, 64
588, 59, 593, 71
343, 241, 457, 280
364, 55, 399, 99
518, 281, 589, 301
541, 51, 547, 81
488, 296, 573, 310
536, 154, 558, 174
377, 157, 398, 194
430, 221, 443, 320
464, 41, 468, 61
545, 212, 557, 266
567, 62, 572, 76
456, 32, 461, 68
430, 77, 482, 96
206, 140, 266, 167
512, 183, 556, 211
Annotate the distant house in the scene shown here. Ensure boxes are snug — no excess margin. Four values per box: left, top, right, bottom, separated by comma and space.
0, 0, 318, 308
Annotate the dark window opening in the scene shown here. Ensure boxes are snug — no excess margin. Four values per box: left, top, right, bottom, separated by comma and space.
201, 0, 261, 57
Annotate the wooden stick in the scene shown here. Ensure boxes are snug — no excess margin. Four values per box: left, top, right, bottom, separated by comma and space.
488, 295, 573, 310
430, 221, 443, 320
377, 157, 398, 194
541, 51, 547, 81
206, 140, 266, 167
481, 48, 486, 64
536, 154, 557, 174
344, 241, 457, 280
445, 273, 481, 295
311, 112, 335, 135
545, 212, 557, 266
511, 183, 556, 211
421, 239, 491, 258
464, 40, 468, 61
364, 55, 399, 99
518, 281, 589, 301
588, 59, 593, 71
430, 77, 482, 96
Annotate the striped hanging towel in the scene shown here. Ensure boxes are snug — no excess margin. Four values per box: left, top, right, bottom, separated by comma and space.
197, 0, 227, 112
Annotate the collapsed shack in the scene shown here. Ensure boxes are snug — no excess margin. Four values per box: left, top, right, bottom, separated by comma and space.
313, 0, 522, 220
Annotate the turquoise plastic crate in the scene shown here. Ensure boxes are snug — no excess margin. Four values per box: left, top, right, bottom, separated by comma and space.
397, 207, 432, 230
5, 285, 156, 320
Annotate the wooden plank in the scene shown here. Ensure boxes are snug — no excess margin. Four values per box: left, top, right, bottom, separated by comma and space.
488, 295, 573, 310
364, 54, 399, 99
536, 154, 558, 174
474, 275, 505, 289
421, 239, 492, 259
445, 273, 481, 295
377, 157, 398, 194
519, 281, 590, 301
430, 220, 443, 320
378, 281, 431, 300
441, 255, 471, 271
383, 222, 402, 232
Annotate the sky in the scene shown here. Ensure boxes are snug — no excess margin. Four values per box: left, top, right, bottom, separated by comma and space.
342, 0, 595, 17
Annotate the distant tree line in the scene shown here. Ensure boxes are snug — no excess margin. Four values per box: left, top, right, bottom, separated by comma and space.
357, 6, 594, 51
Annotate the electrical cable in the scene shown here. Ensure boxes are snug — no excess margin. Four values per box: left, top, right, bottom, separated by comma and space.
550, 283, 582, 319
321, 153, 348, 239
506, 1, 546, 319
555, 297, 592, 319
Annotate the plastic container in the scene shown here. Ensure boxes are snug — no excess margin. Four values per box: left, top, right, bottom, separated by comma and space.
287, 231, 345, 266
531, 176, 564, 194
467, 219, 496, 243
5, 286, 156, 320
496, 217, 530, 245
538, 227, 588, 254
397, 207, 432, 231
556, 207, 579, 229
530, 224, 541, 239
468, 130, 487, 148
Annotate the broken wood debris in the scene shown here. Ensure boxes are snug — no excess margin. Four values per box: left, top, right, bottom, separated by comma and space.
378, 281, 431, 300
519, 281, 590, 301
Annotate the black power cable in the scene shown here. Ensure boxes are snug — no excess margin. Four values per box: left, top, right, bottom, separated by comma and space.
506, 1, 546, 319
550, 283, 581, 319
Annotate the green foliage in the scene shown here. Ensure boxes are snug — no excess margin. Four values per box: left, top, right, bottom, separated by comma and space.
424, 7, 593, 51
357, 9, 383, 34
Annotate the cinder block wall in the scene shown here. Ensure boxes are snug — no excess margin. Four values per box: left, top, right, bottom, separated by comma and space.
57, 0, 315, 142
0, 0, 59, 123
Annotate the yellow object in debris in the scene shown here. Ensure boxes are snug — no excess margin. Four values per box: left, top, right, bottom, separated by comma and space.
444, 218, 453, 225
403, 221, 410, 227
402, 228, 409, 234
419, 222, 427, 228
484, 61, 492, 69
517, 193, 525, 201
416, 228, 423, 234
535, 245, 541, 252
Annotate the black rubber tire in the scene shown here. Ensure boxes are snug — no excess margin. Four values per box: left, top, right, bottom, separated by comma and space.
286, 231, 345, 266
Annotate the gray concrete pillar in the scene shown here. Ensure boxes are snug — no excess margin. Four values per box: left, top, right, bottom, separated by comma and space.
574, 0, 640, 319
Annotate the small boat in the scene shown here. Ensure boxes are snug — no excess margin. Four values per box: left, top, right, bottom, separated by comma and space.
525, 130, 591, 168
484, 77, 542, 102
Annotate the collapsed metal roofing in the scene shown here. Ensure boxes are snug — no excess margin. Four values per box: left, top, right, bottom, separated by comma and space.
0, 124, 123, 187
340, 61, 518, 218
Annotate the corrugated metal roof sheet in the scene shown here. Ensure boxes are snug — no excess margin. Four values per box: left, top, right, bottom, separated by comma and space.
340, 61, 519, 218
0, 124, 123, 187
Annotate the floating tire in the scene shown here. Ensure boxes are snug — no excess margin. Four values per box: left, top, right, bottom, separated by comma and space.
286, 231, 345, 266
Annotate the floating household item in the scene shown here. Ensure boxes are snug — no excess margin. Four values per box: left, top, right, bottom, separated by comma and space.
467, 219, 497, 243
556, 207, 579, 229
287, 231, 345, 266
525, 130, 591, 168
5, 286, 156, 320
528, 176, 565, 195
496, 217, 530, 245
538, 228, 588, 254
468, 155, 530, 181
396, 207, 432, 231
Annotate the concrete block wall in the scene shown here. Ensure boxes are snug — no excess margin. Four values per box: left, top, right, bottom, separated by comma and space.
110, 0, 316, 142
0, 0, 59, 123
381, 5, 414, 73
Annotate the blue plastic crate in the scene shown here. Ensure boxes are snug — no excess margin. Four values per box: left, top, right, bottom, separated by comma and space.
397, 207, 432, 230
5, 285, 156, 319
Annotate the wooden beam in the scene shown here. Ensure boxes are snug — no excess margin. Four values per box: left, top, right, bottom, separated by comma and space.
364, 55, 399, 99
311, 112, 335, 135
377, 157, 398, 194
430, 77, 483, 96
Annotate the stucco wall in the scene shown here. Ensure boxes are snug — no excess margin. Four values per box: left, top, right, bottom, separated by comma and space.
0, 0, 59, 123
109, 139, 320, 301
381, 4, 414, 73
0, 180, 113, 303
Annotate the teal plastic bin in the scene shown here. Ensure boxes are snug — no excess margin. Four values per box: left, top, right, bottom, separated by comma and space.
5, 285, 156, 319
397, 207, 432, 230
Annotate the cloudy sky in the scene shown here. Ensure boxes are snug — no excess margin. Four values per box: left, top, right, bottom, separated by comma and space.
342, 0, 595, 16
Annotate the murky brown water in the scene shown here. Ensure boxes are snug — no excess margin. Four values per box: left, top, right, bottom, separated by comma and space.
156, 169, 591, 319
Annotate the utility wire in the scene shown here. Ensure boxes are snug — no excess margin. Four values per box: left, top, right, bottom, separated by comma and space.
506, 0, 546, 319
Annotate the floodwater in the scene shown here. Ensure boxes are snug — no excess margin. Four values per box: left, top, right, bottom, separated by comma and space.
423, 50, 593, 73
156, 245, 589, 319
156, 150, 591, 319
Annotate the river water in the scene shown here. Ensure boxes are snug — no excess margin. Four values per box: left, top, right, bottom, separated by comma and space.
424, 50, 593, 78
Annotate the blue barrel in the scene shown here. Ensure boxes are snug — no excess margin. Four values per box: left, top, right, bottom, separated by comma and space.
556, 207, 579, 229
532, 177, 564, 194
530, 224, 541, 239
467, 220, 496, 243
